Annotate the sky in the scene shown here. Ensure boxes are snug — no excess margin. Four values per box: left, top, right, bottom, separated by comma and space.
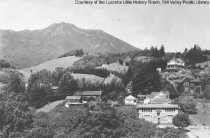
0, 0, 210, 52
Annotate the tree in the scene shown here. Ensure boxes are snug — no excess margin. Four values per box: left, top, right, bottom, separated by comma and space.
76, 104, 124, 138
132, 62, 162, 96
52, 67, 65, 85
172, 113, 191, 129
26, 69, 53, 108
184, 45, 207, 65
58, 72, 78, 97
0, 95, 33, 138
159, 45, 165, 57
174, 96, 197, 114
155, 127, 187, 138
203, 85, 210, 99
116, 106, 156, 138
26, 84, 52, 108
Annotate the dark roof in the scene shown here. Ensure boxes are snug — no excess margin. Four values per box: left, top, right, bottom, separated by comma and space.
81, 91, 102, 96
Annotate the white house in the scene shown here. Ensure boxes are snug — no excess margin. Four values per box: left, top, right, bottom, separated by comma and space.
166, 58, 185, 72
125, 95, 136, 105
137, 104, 180, 125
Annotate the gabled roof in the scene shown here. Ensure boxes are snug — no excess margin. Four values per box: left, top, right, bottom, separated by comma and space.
125, 95, 136, 100
168, 57, 184, 64
150, 98, 171, 104
81, 91, 102, 96
66, 96, 81, 100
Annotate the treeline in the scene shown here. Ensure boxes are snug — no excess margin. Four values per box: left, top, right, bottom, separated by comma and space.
73, 51, 140, 68
182, 45, 208, 65
66, 66, 111, 78
0, 59, 14, 69
58, 49, 85, 58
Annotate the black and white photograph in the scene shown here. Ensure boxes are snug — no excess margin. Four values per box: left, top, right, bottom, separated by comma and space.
0, 0, 210, 137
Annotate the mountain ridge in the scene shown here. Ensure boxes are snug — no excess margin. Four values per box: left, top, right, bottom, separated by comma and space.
0, 22, 139, 69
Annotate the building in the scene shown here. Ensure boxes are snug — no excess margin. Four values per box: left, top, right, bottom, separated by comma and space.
173, 76, 202, 96
81, 91, 102, 102
166, 58, 185, 72
124, 95, 137, 105
137, 104, 180, 125
65, 96, 84, 107
136, 91, 179, 125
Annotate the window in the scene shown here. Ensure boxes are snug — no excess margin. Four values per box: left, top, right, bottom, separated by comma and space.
142, 109, 152, 112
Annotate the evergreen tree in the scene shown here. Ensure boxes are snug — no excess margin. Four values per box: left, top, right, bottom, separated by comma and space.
132, 62, 162, 96
185, 44, 207, 65
159, 45, 165, 57
58, 72, 78, 97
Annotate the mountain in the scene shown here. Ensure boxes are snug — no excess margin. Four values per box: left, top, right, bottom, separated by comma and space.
0, 22, 139, 69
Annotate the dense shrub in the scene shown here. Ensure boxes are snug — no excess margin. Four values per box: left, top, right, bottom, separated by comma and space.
172, 113, 191, 129
58, 49, 85, 58
155, 127, 187, 138
0, 60, 14, 68
174, 96, 197, 114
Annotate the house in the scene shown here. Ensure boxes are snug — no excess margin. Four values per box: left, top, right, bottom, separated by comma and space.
124, 95, 137, 105
81, 91, 102, 102
136, 91, 179, 125
137, 104, 180, 125
166, 58, 185, 72
173, 76, 202, 96
65, 96, 84, 107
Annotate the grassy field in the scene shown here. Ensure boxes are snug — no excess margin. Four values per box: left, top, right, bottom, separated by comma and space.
36, 100, 65, 113
191, 100, 210, 126
19, 56, 81, 80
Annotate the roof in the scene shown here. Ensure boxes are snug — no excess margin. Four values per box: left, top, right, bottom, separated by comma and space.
137, 95, 146, 98
174, 76, 201, 84
168, 57, 184, 64
81, 91, 102, 96
136, 104, 180, 109
125, 95, 136, 100
66, 96, 81, 100
150, 98, 171, 104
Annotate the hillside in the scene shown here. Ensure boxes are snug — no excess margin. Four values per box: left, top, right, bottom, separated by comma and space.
196, 61, 210, 68
96, 62, 128, 73
20, 56, 81, 80
0, 22, 139, 69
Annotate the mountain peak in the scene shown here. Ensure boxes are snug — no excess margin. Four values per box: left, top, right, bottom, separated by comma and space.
0, 22, 139, 68
47, 22, 77, 30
